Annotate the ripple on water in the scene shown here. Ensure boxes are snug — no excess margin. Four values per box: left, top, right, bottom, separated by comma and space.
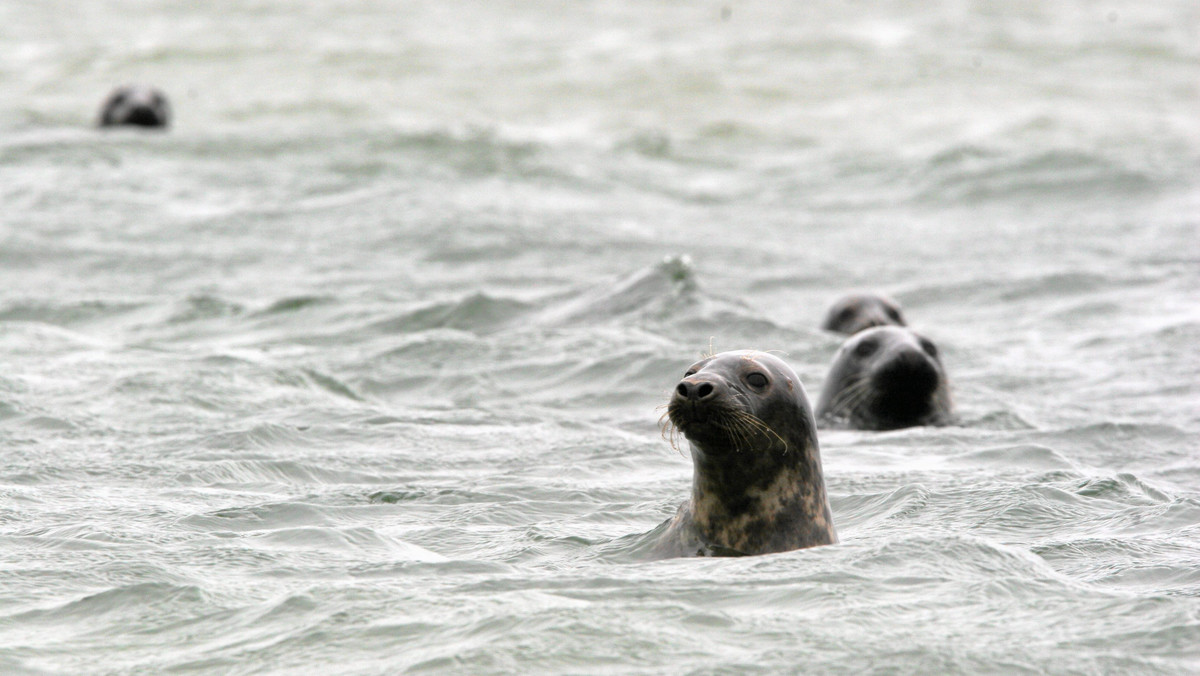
246, 526, 446, 562
175, 458, 395, 488
942, 444, 1076, 471
180, 501, 334, 532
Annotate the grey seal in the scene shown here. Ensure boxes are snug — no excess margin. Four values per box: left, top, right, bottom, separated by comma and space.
98, 85, 171, 128
821, 293, 905, 335
816, 326, 951, 430
651, 350, 837, 557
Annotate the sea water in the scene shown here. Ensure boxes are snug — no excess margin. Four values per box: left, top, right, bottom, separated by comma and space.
1, 1, 1198, 673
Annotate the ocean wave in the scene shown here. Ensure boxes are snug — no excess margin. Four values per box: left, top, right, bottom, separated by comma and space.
532, 255, 702, 327
911, 146, 1159, 204
175, 458, 389, 488
368, 292, 534, 336
0, 581, 209, 653
0, 299, 147, 328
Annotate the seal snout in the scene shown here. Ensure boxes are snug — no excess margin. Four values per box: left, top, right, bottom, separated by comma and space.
675, 377, 721, 403
873, 348, 939, 396
125, 103, 162, 127
669, 373, 731, 429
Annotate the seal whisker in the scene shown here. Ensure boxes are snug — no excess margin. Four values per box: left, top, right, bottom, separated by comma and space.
839, 378, 873, 412
824, 372, 868, 409
730, 414, 764, 454
730, 409, 789, 454
825, 373, 871, 418
839, 381, 878, 423
659, 407, 685, 455
722, 413, 753, 454
729, 389, 754, 411
839, 375, 873, 409
722, 411, 758, 455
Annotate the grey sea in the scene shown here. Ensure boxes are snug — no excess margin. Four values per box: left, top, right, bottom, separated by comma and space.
2, 1, 1199, 674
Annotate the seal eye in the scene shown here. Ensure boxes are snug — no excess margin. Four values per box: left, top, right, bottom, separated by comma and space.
837, 308, 854, 323
746, 372, 768, 389
684, 369, 697, 377
920, 338, 938, 358
853, 338, 877, 358
886, 307, 902, 322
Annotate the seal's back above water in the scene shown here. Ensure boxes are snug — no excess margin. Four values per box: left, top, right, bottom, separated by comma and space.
651, 350, 836, 557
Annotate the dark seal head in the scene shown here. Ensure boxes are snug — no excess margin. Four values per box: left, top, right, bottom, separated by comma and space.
821, 292, 905, 335
98, 85, 171, 128
816, 326, 951, 430
652, 350, 837, 558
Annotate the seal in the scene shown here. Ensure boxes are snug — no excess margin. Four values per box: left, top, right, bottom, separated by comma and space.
651, 350, 837, 557
816, 326, 951, 430
821, 292, 906, 335
98, 85, 171, 128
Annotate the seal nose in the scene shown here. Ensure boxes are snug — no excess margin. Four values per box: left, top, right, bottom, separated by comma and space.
126, 104, 162, 127
675, 377, 720, 402
874, 348, 938, 395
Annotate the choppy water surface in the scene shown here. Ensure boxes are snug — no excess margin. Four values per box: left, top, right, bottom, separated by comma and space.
2, 1, 1199, 673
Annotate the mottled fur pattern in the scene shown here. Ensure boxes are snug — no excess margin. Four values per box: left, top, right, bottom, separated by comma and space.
651, 351, 836, 557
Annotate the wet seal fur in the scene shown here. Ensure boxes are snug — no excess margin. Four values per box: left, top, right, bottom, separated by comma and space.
651, 350, 836, 557
821, 292, 905, 335
98, 85, 171, 128
817, 326, 952, 430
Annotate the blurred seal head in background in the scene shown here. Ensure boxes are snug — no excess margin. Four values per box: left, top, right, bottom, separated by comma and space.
821, 292, 906, 335
98, 85, 171, 128
817, 326, 952, 431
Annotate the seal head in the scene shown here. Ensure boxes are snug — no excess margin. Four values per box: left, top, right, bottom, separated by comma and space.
98, 85, 171, 128
816, 326, 951, 430
652, 350, 836, 557
821, 293, 905, 335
